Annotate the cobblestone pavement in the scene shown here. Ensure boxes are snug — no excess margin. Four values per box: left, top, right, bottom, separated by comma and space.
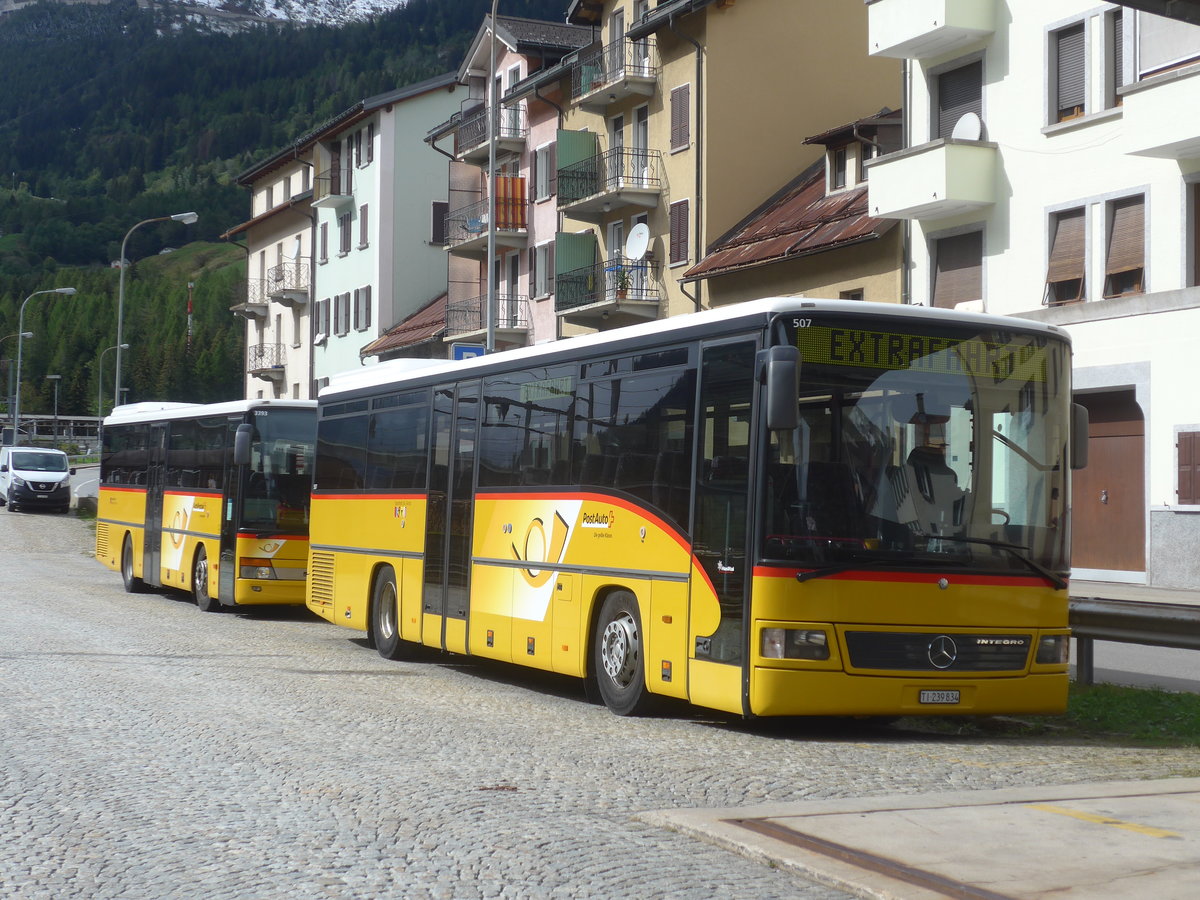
2, 512, 1197, 899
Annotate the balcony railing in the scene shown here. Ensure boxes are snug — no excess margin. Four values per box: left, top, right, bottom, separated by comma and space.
555, 254, 661, 316
443, 182, 529, 255
446, 294, 531, 338
312, 164, 354, 208
455, 104, 528, 161
867, 0, 995, 59
572, 38, 658, 106
229, 279, 269, 318
267, 258, 310, 304
557, 147, 662, 218
248, 342, 286, 379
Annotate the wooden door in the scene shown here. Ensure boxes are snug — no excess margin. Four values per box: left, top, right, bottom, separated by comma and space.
1071, 392, 1145, 571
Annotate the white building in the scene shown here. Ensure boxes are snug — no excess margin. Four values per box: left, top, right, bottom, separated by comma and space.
866, 0, 1200, 587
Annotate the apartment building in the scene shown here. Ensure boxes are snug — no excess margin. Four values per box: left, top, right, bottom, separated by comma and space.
865, 0, 1200, 587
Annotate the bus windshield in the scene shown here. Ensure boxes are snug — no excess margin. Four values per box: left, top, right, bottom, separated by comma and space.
241, 408, 316, 533
764, 315, 1072, 579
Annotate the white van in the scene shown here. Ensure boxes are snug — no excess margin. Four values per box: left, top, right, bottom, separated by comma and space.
0, 447, 74, 513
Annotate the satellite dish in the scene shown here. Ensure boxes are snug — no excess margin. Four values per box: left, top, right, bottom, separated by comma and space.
950, 112, 982, 141
625, 223, 650, 261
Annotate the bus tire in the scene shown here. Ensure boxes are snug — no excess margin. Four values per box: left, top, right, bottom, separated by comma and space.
193, 547, 220, 612
593, 590, 657, 716
371, 568, 410, 660
121, 535, 145, 594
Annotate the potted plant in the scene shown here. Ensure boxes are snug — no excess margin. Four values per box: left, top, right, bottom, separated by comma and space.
614, 267, 632, 299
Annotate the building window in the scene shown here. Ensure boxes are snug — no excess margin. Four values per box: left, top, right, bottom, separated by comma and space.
669, 199, 689, 265
301, 167, 311, 193
532, 243, 554, 298
1137, 11, 1200, 80
265, 185, 274, 210
1103, 195, 1145, 298
313, 298, 330, 339
670, 84, 690, 151
431, 201, 448, 245
839, 289, 864, 302
354, 130, 363, 167
1045, 207, 1086, 305
1052, 22, 1086, 123
1180, 431, 1200, 505
936, 60, 982, 140
1106, 10, 1125, 109
931, 231, 983, 309
283, 175, 292, 201
358, 204, 369, 249
338, 213, 351, 255
533, 144, 554, 201
319, 222, 328, 264
366, 123, 375, 163
352, 286, 373, 331
858, 142, 876, 182
830, 145, 848, 190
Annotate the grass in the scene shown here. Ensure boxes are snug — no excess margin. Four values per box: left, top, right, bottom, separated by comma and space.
902, 682, 1200, 746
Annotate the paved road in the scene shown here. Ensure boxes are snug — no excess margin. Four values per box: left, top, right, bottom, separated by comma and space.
2, 511, 1197, 899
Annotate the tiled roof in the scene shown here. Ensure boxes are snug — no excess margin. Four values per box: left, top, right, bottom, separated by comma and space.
682, 164, 896, 283
360, 293, 447, 358
496, 15, 593, 53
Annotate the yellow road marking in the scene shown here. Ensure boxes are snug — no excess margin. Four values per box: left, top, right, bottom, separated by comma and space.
1029, 803, 1182, 838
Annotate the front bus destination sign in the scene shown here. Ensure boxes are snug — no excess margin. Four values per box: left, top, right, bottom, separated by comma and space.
795, 323, 1051, 384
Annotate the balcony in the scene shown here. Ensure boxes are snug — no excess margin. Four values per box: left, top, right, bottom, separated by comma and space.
229, 279, 269, 320
1122, 65, 1200, 159
453, 104, 528, 164
446, 294, 531, 343
444, 182, 528, 258
555, 255, 661, 327
867, 0, 995, 60
267, 259, 310, 307
312, 165, 353, 210
248, 343, 286, 381
572, 38, 658, 109
558, 148, 663, 221
867, 139, 997, 220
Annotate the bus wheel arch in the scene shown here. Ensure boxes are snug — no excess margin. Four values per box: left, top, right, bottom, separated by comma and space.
370, 565, 409, 660
590, 587, 657, 716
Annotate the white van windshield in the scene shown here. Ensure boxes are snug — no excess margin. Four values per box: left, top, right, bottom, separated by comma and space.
11, 452, 69, 473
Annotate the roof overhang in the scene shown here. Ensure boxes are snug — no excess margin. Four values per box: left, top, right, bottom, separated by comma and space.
1118, 1, 1200, 26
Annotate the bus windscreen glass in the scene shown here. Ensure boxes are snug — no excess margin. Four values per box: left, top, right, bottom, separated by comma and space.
242, 408, 316, 533
765, 316, 1072, 578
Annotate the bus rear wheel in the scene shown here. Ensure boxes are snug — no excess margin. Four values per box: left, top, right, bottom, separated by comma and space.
121, 535, 145, 593
371, 568, 410, 660
593, 590, 657, 716
193, 547, 220, 612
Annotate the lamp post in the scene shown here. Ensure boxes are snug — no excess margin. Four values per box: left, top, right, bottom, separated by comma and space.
2, 331, 32, 438
114, 211, 198, 406
97, 343, 129, 421
485, 0, 499, 354
46, 374, 61, 445
15, 288, 78, 446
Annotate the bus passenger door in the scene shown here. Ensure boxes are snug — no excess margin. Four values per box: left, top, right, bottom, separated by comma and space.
218, 417, 242, 604
142, 423, 168, 588
422, 382, 480, 652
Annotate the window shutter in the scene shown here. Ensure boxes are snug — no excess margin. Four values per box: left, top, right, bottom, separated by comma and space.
937, 61, 982, 139
529, 150, 538, 200
547, 242, 555, 293
352, 288, 360, 331
529, 247, 537, 296
359, 204, 368, 247
671, 85, 690, 150
1057, 24, 1086, 120
549, 142, 557, 196
670, 199, 689, 264
1106, 196, 1144, 275
1113, 15, 1124, 94
367, 123, 375, 163
1046, 208, 1086, 285
432, 201, 448, 244
1180, 431, 1200, 505
931, 231, 983, 308
364, 285, 372, 329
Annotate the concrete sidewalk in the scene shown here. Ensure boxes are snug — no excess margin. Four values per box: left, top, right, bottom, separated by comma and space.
641, 778, 1200, 899
1071, 578, 1200, 608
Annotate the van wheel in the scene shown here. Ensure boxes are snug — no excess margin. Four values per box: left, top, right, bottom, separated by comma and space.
371, 568, 410, 660
193, 547, 220, 612
121, 535, 145, 593
592, 590, 658, 716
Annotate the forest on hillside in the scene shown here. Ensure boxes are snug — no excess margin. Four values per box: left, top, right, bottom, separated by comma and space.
0, 0, 569, 418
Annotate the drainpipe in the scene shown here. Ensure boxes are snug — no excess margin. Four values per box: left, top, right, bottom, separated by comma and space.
668, 12, 704, 312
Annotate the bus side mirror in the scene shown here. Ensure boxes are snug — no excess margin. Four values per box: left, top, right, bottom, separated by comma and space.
764, 345, 801, 431
233, 424, 254, 467
1071, 403, 1089, 470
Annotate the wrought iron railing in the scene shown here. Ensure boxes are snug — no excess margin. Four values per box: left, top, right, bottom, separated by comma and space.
267, 259, 310, 295
455, 104, 528, 156
557, 147, 662, 206
313, 164, 353, 202
443, 183, 528, 247
248, 342, 286, 371
555, 255, 661, 313
572, 37, 658, 100
446, 294, 531, 337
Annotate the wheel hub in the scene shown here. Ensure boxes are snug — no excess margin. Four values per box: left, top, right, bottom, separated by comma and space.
601, 614, 638, 687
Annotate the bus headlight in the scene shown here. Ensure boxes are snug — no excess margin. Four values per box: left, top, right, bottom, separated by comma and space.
762, 628, 830, 660
240, 557, 277, 579
1036, 634, 1070, 664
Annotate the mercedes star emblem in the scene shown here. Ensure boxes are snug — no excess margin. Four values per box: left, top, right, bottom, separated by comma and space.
927, 635, 958, 669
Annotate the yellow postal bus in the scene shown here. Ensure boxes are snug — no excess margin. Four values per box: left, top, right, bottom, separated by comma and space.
307, 299, 1087, 717
97, 400, 316, 611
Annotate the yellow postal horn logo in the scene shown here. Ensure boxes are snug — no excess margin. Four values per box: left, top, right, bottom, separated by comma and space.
513, 510, 570, 587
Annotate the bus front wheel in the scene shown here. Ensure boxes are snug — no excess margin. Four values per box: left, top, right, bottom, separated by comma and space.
193, 547, 220, 613
593, 590, 656, 716
371, 568, 410, 660
121, 535, 145, 594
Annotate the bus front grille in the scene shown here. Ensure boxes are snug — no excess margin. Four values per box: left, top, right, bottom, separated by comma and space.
844, 631, 1032, 672
309, 551, 335, 608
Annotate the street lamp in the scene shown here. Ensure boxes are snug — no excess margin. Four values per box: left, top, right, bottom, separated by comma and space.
46, 374, 61, 445
114, 211, 198, 406
15, 288, 78, 446
97, 343, 129, 420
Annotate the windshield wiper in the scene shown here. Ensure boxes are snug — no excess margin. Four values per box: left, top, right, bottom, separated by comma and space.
796, 557, 897, 583
930, 535, 1068, 590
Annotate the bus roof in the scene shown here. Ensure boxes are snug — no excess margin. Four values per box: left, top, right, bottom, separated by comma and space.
104, 398, 316, 427
322, 297, 1069, 400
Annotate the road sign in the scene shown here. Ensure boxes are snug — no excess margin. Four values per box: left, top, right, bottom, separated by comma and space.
451, 343, 486, 361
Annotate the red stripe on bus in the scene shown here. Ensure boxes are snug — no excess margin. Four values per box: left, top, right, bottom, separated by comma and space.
100, 486, 146, 494
236, 533, 309, 541
753, 566, 1055, 588
312, 493, 425, 501
164, 490, 223, 499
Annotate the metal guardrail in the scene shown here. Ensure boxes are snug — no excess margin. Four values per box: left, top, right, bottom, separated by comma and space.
1069, 597, 1200, 685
